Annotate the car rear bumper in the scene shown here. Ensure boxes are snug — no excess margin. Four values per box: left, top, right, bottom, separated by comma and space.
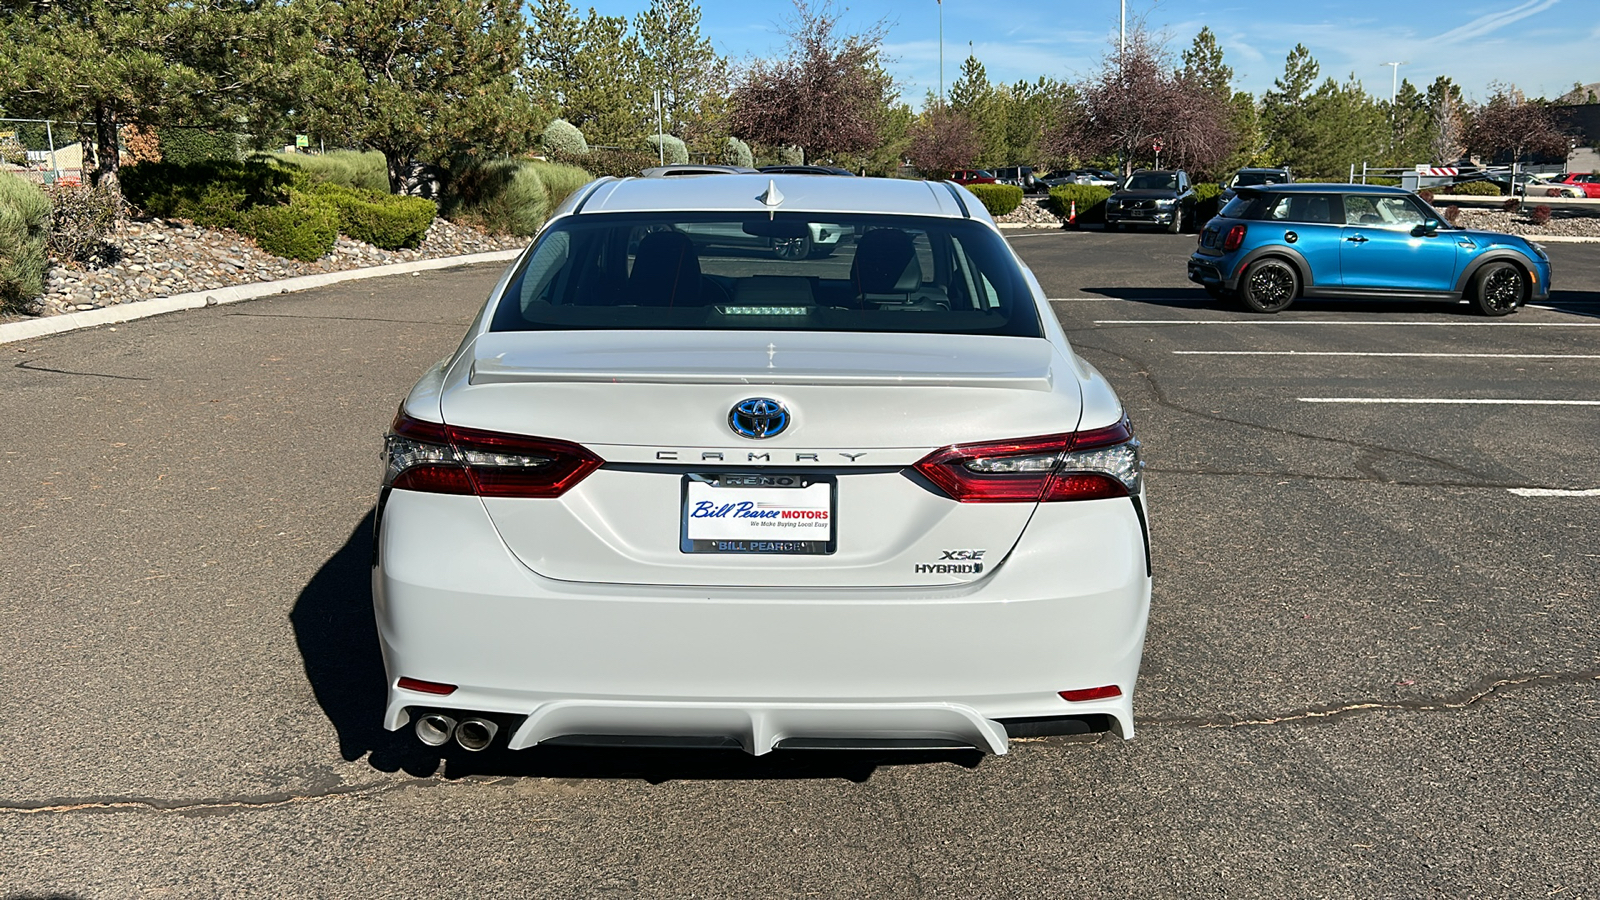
1188, 256, 1230, 288
373, 489, 1151, 754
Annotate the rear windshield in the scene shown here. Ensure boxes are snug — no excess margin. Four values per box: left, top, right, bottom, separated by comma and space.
490, 212, 1042, 337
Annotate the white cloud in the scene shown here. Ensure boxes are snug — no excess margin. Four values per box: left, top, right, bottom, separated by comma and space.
1430, 0, 1561, 43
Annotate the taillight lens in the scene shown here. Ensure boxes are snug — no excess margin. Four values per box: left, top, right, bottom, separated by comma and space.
914, 417, 1142, 503
1222, 224, 1247, 252
383, 410, 603, 498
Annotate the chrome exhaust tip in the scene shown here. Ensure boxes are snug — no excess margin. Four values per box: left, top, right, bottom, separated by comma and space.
414, 713, 457, 747
455, 717, 499, 752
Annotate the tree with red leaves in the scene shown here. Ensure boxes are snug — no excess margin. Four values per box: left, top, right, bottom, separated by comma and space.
906, 102, 983, 180
1468, 86, 1571, 166
725, 0, 894, 164
1045, 29, 1234, 177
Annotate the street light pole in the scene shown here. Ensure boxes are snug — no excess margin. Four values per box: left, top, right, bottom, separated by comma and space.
938, 0, 944, 102
1383, 61, 1407, 105
1120, 0, 1125, 54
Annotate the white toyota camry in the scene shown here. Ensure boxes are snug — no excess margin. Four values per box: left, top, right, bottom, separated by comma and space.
374, 173, 1150, 756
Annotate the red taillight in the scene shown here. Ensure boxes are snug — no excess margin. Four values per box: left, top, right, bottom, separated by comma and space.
1059, 685, 1122, 702
913, 418, 1139, 503
1222, 224, 1247, 252
396, 677, 458, 695
385, 411, 603, 499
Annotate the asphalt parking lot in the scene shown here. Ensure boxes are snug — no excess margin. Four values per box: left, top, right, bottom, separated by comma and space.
2, 232, 1596, 897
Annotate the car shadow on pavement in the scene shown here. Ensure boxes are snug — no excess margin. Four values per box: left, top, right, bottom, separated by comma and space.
1083, 286, 1513, 317
291, 514, 987, 783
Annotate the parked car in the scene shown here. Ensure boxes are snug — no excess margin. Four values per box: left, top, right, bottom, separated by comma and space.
1188, 183, 1551, 316
640, 164, 761, 177
993, 165, 1045, 193
1515, 174, 1584, 198
948, 168, 998, 186
758, 165, 856, 176
375, 172, 1151, 756
1555, 172, 1600, 198
1105, 169, 1198, 233
1219, 167, 1293, 205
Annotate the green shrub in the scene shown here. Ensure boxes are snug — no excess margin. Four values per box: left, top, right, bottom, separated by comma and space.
309, 182, 436, 249
0, 173, 50, 313
155, 127, 238, 166
527, 160, 592, 212
582, 147, 658, 178
442, 159, 549, 236
1448, 180, 1503, 196
1365, 176, 1401, 186
645, 134, 689, 165
541, 119, 588, 158
122, 158, 305, 229
1047, 184, 1112, 224
777, 145, 803, 165
243, 191, 338, 260
1193, 182, 1224, 222
723, 137, 754, 168
45, 181, 120, 263
966, 183, 1024, 216
270, 150, 388, 192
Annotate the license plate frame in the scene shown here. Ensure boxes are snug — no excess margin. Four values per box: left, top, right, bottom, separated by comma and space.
680, 473, 837, 555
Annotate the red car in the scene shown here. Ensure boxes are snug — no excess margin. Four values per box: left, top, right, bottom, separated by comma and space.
948, 169, 998, 186
1556, 173, 1600, 199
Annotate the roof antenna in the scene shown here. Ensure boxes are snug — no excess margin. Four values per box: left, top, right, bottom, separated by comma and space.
759, 179, 784, 219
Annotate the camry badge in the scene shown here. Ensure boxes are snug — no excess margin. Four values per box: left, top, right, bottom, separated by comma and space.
729, 398, 790, 439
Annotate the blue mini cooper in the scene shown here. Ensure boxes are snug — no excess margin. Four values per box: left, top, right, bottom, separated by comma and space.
1188, 184, 1551, 316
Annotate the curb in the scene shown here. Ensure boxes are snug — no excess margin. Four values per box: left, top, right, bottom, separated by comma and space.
997, 222, 1066, 230
1, 248, 524, 346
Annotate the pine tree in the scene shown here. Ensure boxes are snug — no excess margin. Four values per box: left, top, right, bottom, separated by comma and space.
635, 0, 727, 153
1260, 44, 1320, 169
949, 55, 1006, 168
310, 0, 541, 193
1181, 27, 1232, 100
0, 0, 309, 189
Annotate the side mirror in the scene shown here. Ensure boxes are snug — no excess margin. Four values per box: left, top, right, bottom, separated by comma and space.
1411, 219, 1440, 238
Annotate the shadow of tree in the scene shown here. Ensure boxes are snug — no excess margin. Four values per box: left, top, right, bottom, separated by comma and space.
290, 514, 987, 783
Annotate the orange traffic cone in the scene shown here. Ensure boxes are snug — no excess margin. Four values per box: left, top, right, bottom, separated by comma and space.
1069, 200, 1077, 227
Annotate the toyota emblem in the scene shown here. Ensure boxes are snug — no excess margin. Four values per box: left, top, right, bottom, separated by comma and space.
729, 398, 791, 439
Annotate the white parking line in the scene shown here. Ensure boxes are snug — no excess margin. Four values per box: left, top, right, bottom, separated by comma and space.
1507, 488, 1600, 497
1096, 319, 1600, 327
1174, 351, 1600, 359
1299, 398, 1600, 406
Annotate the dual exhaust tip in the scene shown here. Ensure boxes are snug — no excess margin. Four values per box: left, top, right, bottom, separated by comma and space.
414, 713, 499, 752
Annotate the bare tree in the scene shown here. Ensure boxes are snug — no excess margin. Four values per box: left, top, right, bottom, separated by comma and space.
1467, 85, 1570, 165
906, 102, 982, 179
1046, 29, 1233, 177
725, 0, 894, 163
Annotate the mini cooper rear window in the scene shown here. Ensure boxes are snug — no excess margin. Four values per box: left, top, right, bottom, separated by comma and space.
489, 212, 1043, 337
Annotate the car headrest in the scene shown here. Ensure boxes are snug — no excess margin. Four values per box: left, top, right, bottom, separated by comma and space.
630, 231, 701, 307
851, 229, 922, 294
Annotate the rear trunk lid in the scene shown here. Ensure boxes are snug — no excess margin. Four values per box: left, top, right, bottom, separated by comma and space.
437, 330, 1082, 587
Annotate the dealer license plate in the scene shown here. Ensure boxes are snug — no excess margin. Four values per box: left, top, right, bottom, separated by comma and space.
681, 473, 836, 554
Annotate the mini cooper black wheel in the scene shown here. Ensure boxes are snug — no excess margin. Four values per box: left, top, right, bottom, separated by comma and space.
1473, 261, 1525, 317
1240, 258, 1298, 313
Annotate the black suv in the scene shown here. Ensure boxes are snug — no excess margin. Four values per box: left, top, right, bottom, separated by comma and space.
1219, 167, 1292, 205
1105, 169, 1197, 233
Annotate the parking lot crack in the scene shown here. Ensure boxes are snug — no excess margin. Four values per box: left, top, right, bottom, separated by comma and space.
0, 775, 454, 817
1140, 669, 1600, 730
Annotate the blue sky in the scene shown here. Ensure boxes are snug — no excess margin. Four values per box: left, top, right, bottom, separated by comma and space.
583, 0, 1597, 107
